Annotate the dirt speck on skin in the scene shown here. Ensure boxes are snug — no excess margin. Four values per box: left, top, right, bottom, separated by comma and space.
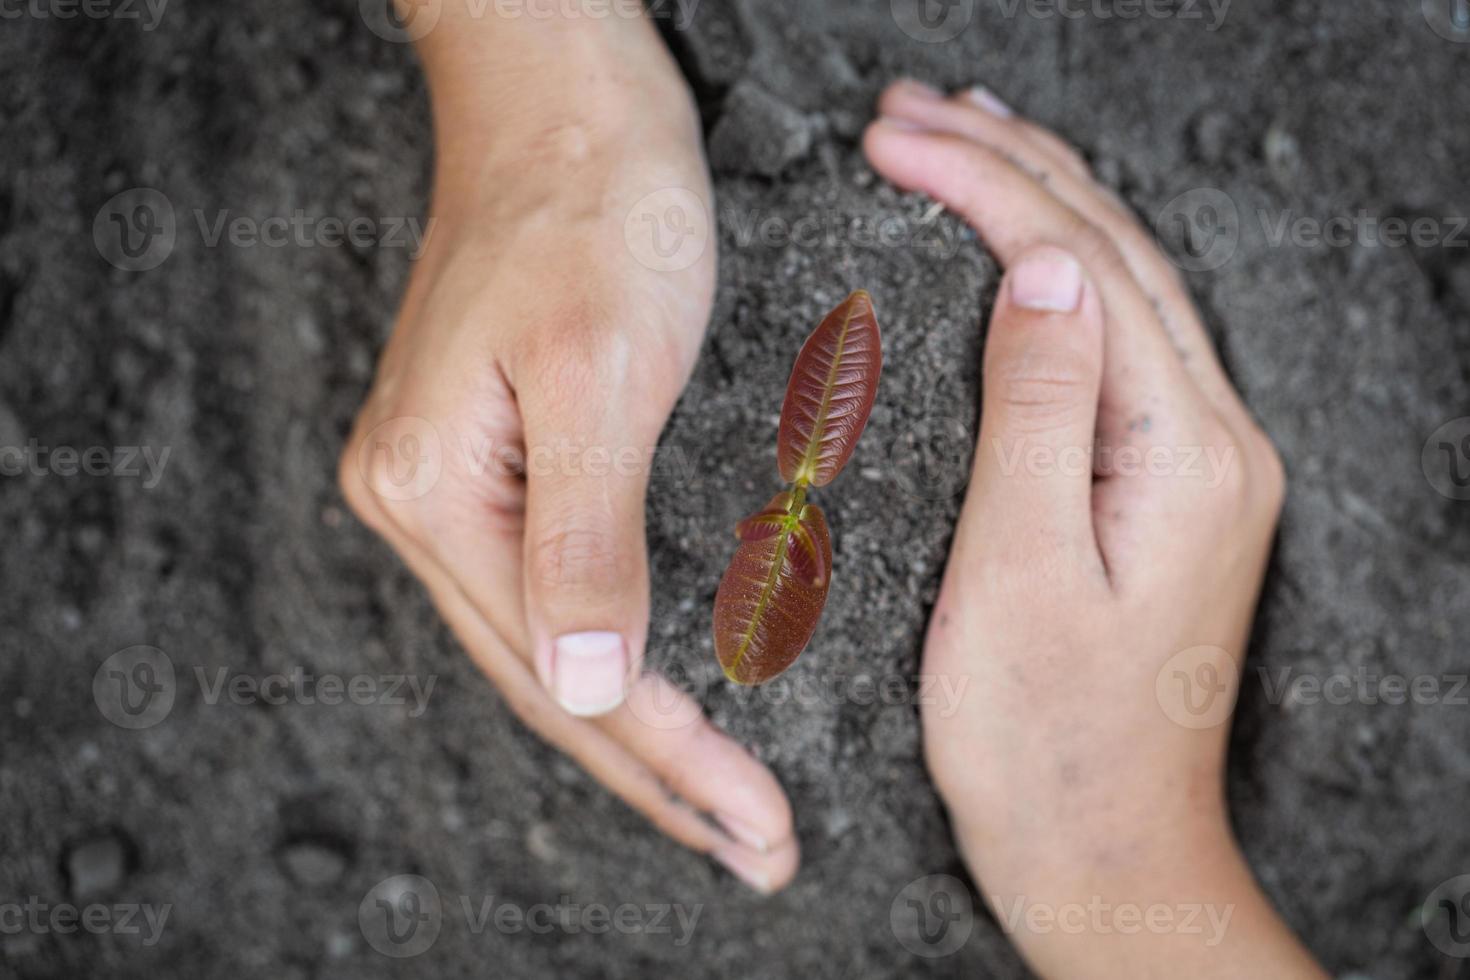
1, 2, 1468, 978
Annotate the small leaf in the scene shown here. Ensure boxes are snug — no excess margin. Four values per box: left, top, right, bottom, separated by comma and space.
734, 491, 794, 541
713, 502, 832, 685
777, 290, 882, 488
784, 512, 826, 587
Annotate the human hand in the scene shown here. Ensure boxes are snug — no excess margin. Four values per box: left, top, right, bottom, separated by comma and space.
338, 10, 797, 893
864, 81, 1322, 975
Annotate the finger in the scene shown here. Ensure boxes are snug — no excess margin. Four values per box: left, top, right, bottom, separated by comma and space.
603, 675, 801, 893
863, 120, 1210, 455
970, 245, 1106, 560
340, 475, 797, 889
878, 81, 1250, 423
879, 79, 1093, 183
513, 342, 665, 718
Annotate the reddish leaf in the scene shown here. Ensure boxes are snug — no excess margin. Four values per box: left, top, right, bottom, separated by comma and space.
734, 492, 794, 541
776, 290, 882, 488
713, 501, 832, 685
784, 517, 826, 587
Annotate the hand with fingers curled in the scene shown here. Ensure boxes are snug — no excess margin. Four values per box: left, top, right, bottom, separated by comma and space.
865, 79, 1323, 976
339, 8, 796, 893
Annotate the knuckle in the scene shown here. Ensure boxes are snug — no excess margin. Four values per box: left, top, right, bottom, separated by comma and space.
1072, 223, 1130, 281
1251, 432, 1288, 513
337, 436, 389, 532
530, 526, 630, 592
989, 352, 1096, 432
1032, 127, 1091, 177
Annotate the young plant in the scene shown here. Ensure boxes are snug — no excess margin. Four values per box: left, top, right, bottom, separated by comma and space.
713, 290, 882, 685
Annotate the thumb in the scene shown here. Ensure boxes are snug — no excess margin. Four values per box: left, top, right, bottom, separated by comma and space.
519, 399, 657, 718
972, 244, 1105, 549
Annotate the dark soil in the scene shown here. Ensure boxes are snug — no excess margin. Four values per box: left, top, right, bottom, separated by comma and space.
2, 1, 1469, 977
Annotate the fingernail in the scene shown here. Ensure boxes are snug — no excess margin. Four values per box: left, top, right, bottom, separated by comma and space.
966, 85, 1014, 118
878, 116, 928, 132
712, 844, 774, 894
552, 631, 628, 716
1011, 250, 1084, 313
896, 78, 944, 100
715, 811, 770, 853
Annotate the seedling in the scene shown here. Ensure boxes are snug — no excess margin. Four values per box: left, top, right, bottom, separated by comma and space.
713, 290, 882, 685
